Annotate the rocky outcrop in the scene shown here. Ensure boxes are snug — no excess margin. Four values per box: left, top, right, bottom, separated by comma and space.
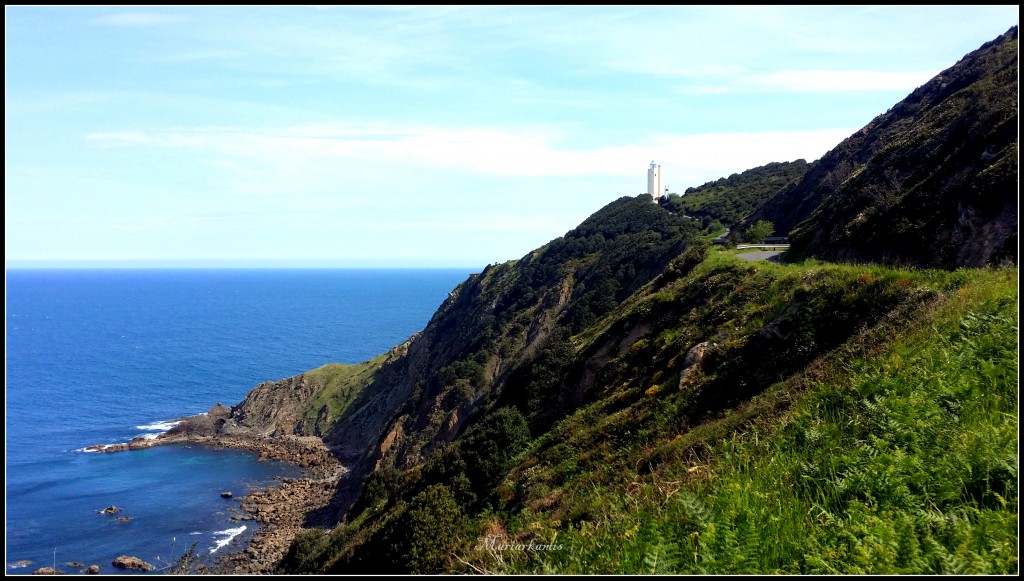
678, 341, 711, 389
31, 567, 62, 575
111, 556, 154, 571
231, 377, 321, 437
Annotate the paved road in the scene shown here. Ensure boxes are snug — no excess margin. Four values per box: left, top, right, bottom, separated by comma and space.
735, 250, 785, 263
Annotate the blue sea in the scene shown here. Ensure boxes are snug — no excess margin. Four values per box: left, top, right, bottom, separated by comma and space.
5, 268, 474, 574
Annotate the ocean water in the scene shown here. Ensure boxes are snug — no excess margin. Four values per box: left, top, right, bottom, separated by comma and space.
5, 268, 474, 573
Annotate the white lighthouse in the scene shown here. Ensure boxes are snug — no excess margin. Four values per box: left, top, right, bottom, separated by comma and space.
647, 161, 662, 203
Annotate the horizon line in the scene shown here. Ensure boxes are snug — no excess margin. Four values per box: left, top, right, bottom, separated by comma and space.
5, 259, 489, 271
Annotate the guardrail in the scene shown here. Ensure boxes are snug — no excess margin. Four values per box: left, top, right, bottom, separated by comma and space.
735, 244, 791, 250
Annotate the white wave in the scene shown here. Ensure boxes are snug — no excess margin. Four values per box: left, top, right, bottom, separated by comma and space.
209, 525, 247, 554
75, 442, 128, 453
135, 420, 181, 431
76, 418, 181, 453
189, 531, 203, 536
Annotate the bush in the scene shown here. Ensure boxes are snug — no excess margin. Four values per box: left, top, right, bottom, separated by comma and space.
278, 529, 329, 574
404, 485, 464, 573
461, 407, 532, 496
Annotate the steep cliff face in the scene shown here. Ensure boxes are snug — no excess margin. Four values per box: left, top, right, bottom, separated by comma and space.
743, 26, 1018, 268
314, 195, 702, 514
171, 354, 388, 444
231, 375, 323, 436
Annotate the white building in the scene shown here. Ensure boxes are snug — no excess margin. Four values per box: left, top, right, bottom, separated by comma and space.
647, 161, 663, 203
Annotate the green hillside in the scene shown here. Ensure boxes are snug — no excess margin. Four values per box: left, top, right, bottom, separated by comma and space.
662, 160, 809, 228
276, 236, 1016, 575
467, 256, 1018, 574
207, 27, 1018, 576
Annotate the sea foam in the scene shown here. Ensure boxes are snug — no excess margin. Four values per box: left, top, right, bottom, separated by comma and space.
210, 525, 247, 554
74, 442, 126, 453
136, 420, 181, 432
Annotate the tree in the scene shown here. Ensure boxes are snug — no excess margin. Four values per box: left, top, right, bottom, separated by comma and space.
743, 220, 775, 243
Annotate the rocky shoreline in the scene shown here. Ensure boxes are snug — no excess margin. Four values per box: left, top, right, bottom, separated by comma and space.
219, 466, 344, 573
82, 405, 347, 574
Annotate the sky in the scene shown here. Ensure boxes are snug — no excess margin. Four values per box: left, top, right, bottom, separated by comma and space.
5, 6, 1019, 268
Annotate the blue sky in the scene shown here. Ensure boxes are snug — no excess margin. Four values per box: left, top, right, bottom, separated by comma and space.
5, 6, 1018, 268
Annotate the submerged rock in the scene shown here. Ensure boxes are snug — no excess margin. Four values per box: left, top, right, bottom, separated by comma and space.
97, 505, 120, 515
83, 565, 101, 574
63, 562, 84, 568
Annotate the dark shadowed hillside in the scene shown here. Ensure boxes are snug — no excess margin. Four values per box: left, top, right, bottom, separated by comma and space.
741, 26, 1018, 268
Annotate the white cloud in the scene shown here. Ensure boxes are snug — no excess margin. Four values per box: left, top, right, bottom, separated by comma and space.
91, 13, 181, 27
86, 123, 853, 185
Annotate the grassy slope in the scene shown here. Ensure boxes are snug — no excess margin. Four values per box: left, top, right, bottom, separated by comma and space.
297, 355, 387, 429
458, 251, 1017, 574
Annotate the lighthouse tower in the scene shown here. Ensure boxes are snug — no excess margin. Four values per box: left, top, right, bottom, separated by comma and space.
647, 161, 662, 203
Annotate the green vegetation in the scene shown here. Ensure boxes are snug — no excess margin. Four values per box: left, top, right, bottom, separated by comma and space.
743, 220, 775, 243
662, 160, 808, 227
462, 257, 1018, 575
286, 241, 1017, 574
297, 356, 386, 433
